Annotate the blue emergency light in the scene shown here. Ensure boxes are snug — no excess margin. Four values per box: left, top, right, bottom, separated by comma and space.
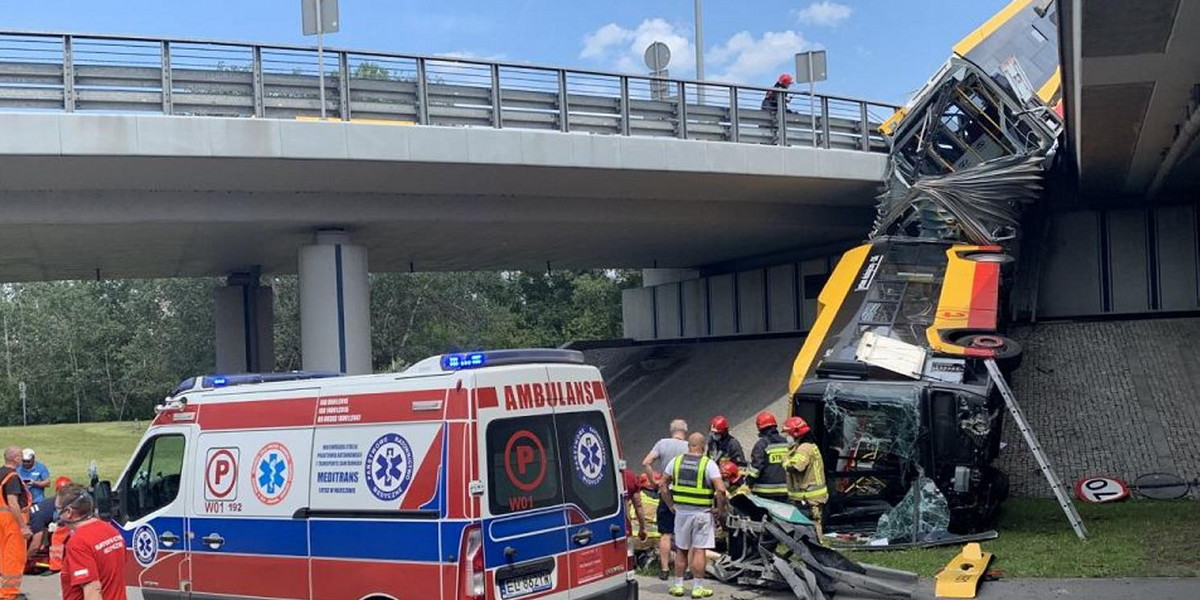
442, 352, 487, 370
439, 349, 586, 371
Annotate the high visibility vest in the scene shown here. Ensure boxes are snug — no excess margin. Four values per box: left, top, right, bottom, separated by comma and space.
669, 455, 715, 507
0, 472, 32, 511
750, 442, 791, 496
48, 528, 69, 571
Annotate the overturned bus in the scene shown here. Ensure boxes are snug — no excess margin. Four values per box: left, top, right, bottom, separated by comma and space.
788, 0, 1062, 541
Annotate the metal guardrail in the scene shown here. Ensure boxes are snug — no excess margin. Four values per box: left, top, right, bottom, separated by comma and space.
0, 31, 897, 152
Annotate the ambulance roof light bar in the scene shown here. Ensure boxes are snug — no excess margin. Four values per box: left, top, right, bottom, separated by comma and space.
433, 348, 586, 372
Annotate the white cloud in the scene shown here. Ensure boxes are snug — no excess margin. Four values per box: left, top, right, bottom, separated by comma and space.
795, 1, 853, 27
579, 18, 695, 75
579, 19, 815, 84
707, 30, 814, 84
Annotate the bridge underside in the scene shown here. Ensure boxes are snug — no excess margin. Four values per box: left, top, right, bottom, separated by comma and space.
0, 114, 882, 281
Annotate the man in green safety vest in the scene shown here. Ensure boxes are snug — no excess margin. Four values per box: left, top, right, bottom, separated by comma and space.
743, 412, 790, 501
660, 432, 728, 599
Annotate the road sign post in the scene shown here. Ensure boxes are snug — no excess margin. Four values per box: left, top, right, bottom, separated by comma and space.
301, 0, 340, 119
644, 42, 671, 100
795, 50, 827, 147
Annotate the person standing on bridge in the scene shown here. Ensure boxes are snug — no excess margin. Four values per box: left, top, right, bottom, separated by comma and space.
704, 416, 746, 468
783, 416, 828, 538
660, 432, 727, 598
761, 73, 794, 112
642, 419, 689, 580
0, 446, 32, 600
743, 412, 790, 501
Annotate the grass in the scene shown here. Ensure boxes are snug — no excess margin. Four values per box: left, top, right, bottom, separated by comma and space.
0, 421, 146, 486
846, 498, 1200, 578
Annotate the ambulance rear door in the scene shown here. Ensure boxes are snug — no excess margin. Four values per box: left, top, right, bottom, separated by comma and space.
545, 364, 627, 599
476, 365, 572, 600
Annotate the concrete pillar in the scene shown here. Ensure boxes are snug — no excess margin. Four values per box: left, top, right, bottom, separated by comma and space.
214, 270, 275, 373
299, 229, 371, 374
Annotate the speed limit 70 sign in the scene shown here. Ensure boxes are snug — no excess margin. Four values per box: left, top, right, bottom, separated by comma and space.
1074, 476, 1129, 503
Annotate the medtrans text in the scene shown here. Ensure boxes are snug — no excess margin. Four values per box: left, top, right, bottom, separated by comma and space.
503, 381, 598, 410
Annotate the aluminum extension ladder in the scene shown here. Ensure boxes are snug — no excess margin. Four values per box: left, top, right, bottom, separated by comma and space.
984, 358, 1089, 540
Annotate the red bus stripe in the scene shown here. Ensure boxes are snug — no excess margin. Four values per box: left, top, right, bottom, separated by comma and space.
967, 261, 1000, 329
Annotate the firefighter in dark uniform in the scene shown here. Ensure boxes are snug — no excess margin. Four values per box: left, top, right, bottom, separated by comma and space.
742, 412, 790, 501
705, 416, 746, 468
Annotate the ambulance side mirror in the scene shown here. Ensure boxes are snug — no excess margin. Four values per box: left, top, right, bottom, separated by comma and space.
93, 480, 116, 521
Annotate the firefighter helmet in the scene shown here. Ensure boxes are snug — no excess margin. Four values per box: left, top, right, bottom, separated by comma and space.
710, 415, 729, 434
777, 73, 794, 86
720, 461, 741, 484
54, 476, 72, 493
755, 412, 778, 430
783, 416, 811, 439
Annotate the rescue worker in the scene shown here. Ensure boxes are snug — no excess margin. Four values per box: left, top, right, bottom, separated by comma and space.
783, 416, 828, 538
56, 483, 128, 600
719, 461, 744, 491
621, 469, 649, 542
629, 474, 661, 559
761, 73, 794, 112
660, 433, 727, 598
704, 416, 746, 467
0, 446, 31, 600
641, 419, 689, 580
743, 412, 790, 501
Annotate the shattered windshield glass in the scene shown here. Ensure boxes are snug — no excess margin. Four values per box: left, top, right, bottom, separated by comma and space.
872, 475, 951, 544
823, 382, 921, 502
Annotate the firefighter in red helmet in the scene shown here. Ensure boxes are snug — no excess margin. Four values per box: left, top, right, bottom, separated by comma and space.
761, 73, 795, 112
704, 415, 746, 468
783, 416, 827, 537
743, 412, 789, 501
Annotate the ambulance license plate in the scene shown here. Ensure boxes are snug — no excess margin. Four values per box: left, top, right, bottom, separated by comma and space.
499, 572, 553, 599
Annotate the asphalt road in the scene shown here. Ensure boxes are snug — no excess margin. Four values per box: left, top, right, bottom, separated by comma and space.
21, 572, 1200, 600
633, 573, 1200, 600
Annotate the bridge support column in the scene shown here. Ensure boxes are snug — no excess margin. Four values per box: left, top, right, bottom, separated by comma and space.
299, 229, 371, 374
214, 269, 275, 373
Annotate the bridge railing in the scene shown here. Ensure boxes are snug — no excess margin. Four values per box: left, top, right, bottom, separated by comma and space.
0, 31, 897, 152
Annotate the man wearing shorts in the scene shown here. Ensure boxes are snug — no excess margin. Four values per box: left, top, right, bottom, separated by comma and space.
642, 419, 689, 579
661, 432, 727, 598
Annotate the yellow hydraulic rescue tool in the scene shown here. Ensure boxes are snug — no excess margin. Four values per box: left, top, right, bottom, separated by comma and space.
934, 543, 993, 598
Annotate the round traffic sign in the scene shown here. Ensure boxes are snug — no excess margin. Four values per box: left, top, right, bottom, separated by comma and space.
504, 430, 547, 492
1074, 476, 1129, 503
644, 41, 671, 71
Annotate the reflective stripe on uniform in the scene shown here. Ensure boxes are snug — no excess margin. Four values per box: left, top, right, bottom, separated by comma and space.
670, 455, 716, 507
750, 482, 788, 494
787, 486, 828, 501
765, 443, 789, 464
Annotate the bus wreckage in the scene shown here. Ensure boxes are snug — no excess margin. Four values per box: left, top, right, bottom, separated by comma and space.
786, 0, 1065, 548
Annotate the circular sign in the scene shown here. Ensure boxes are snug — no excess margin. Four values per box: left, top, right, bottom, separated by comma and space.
572, 425, 608, 487
205, 448, 238, 499
252, 442, 294, 505
364, 433, 415, 502
643, 41, 671, 71
132, 524, 158, 567
504, 430, 548, 492
1074, 476, 1130, 503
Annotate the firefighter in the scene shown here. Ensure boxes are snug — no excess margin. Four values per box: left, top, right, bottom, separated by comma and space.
783, 416, 828, 538
719, 461, 745, 492
761, 73, 794, 112
743, 413, 790, 501
630, 474, 661, 558
0, 446, 31, 600
705, 416, 746, 468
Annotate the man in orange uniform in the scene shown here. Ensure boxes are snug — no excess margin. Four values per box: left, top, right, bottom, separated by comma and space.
0, 446, 32, 600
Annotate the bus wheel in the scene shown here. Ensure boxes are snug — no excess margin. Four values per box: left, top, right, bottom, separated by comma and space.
962, 334, 1022, 366
963, 252, 1014, 264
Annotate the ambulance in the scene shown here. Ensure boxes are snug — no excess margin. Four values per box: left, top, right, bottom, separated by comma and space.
93, 349, 638, 600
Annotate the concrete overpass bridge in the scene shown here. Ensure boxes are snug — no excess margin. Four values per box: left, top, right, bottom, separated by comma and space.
0, 30, 894, 374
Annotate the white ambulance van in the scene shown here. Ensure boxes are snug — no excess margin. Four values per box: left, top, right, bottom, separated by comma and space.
94, 349, 638, 600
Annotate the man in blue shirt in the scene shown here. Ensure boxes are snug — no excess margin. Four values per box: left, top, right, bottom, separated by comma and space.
16, 449, 49, 503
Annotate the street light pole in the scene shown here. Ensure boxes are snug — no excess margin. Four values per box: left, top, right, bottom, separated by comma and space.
316, 0, 326, 119
694, 0, 706, 104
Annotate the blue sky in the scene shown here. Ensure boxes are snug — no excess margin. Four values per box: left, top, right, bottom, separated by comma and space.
3, 0, 1009, 104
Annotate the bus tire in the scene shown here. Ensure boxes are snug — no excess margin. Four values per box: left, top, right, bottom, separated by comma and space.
961, 334, 1022, 367
963, 252, 1014, 264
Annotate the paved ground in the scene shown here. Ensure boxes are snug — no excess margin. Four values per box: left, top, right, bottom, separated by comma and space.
634, 574, 1200, 600
1000, 318, 1200, 497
